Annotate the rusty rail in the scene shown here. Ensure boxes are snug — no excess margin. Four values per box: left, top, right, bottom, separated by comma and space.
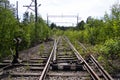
39, 39, 58, 80
90, 55, 113, 80
64, 37, 101, 80
53, 37, 60, 63
78, 40, 113, 80
39, 40, 55, 80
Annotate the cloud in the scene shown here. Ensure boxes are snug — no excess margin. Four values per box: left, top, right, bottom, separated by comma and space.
9, 0, 119, 26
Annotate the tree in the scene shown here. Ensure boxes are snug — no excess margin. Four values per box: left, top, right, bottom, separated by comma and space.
50, 23, 57, 29
76, 20, 85, 30
111, 3, 120, 21
23, 12, 29, 24
0, 0, 10, 9
29, 12, 35, 23
0, 6, 19, 58
0, 0, 52, 59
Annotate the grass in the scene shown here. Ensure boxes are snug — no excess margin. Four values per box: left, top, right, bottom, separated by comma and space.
25, 62, 30, 71
39, 44, 45, 56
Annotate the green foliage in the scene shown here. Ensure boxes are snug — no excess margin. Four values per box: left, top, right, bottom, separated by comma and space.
64, 3, 120, 45
53, 29, 64, 37
62, 3, 120, 71
76, 20, 85, 30
97, 55, 113, 72
21, 13, 51, 46
64, 30, 79, 42
94, 39, 120, 59
0, 2, 51, 59
104, 39, 120, 59
94, 39, 120, 73
39, 44, 44, 55
23, 12, 29, 25
37, 17, 51, 41
50, 23, 57, 29
0, 8, 18, 57
111, 3, 120, 20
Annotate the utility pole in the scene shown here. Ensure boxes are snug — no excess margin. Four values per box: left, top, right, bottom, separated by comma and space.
4, 0, 7, 9
23, 0, 39, 23
23, 0, 41, 41
34, 0, 38, 40
35, 0, 38, 23
47, 14, 49, 25
77, 15, 78, 26
16, 1, 19, 20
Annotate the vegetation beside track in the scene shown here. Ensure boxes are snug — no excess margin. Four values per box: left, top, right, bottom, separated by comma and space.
0, 0, 119, 75
52, 3, 120, 74
0, 1, 52, 59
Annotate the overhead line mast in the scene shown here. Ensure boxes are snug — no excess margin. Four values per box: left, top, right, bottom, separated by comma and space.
23, 0, 38, 22
16, 1, 19, 20
23, 0, 41, 40
47, 14, 80, 26
35, 0, 38, 23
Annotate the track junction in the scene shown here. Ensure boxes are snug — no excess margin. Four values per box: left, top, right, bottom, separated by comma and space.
0, 36, 114, 80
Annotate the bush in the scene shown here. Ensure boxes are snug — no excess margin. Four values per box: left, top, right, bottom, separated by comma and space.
94, 39, 120, 59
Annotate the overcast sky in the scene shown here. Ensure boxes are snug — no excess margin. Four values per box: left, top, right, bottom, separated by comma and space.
9, 0, 119, 26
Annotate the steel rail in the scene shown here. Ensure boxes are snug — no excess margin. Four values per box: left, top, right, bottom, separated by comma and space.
78, 41, 87, 51
53, 37, 60, 63
90, 55, 114, 80
53, 39, 57, 63
0, 63, 17, 79
64, 37, 101, 80
78, 41, 113, 80
39, 39, 57, 80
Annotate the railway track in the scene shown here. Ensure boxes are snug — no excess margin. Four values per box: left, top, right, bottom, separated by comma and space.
40, 37, 91, 80
39, 36, 113, 80
78, 41, 114, 80
0, 36, 113, 80
0, 41, 53, 80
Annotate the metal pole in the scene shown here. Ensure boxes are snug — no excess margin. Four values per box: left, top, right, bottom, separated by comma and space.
23, 0, 39, 40
47, 14, 49, 25
35, 0, 38, 23
35, 0, 38, 40
4, 1, 7, 9
77, 14, 79, 26
16, 1, 19, 20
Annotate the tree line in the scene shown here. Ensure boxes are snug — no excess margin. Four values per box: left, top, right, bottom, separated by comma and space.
0, 0, 51, 59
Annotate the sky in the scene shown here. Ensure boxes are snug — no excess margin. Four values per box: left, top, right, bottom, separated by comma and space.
9, 0, 119, 26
